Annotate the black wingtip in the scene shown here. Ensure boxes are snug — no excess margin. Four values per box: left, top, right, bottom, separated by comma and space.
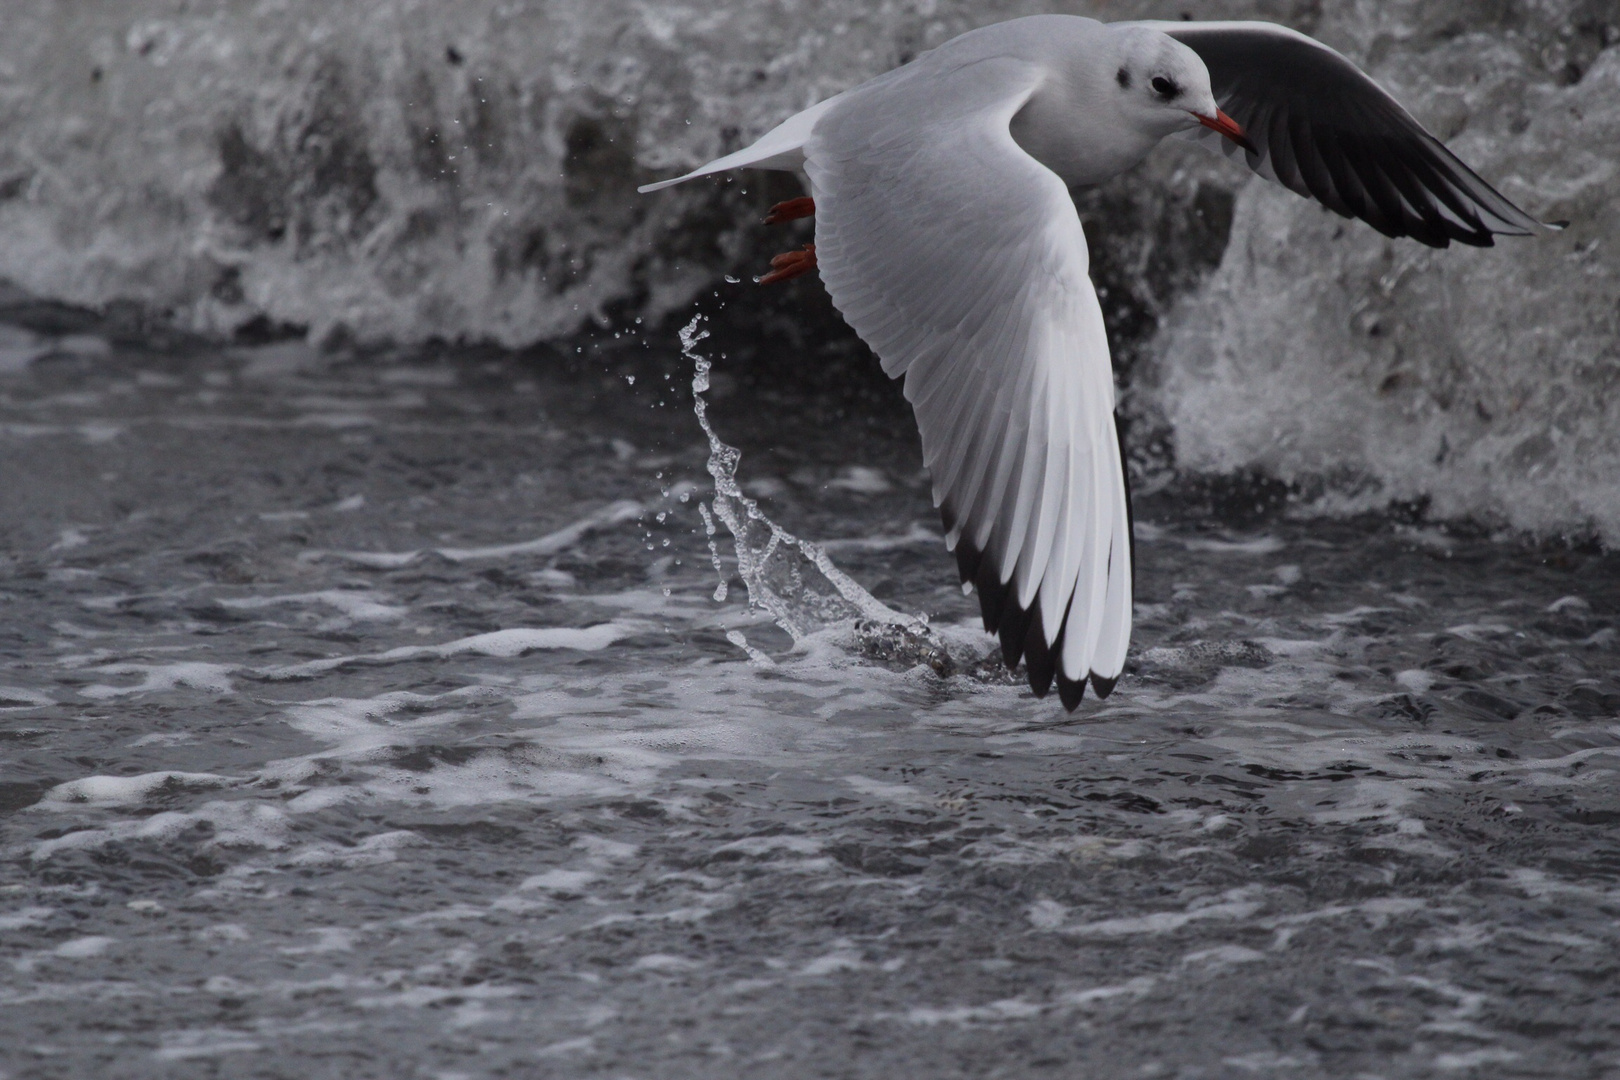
1547, 219, 1570, 230
944, 516, 1007, 633
975, 556, 1004, 631
942, 506, 1128, 712
953, 534, 980, 584
1056, 672, 1087, 712
1023, 607, 1055, 699
999, 597, 1033, 671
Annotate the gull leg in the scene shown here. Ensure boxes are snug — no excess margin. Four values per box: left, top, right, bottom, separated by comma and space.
763, 196, 815, 225
757, 243, 817, 285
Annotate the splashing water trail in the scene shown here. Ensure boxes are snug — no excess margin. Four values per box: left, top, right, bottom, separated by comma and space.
680, 315, 934, 659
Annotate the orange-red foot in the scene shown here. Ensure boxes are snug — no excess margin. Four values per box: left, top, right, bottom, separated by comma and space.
757, 243, 817, 285
763, 196, 815, 225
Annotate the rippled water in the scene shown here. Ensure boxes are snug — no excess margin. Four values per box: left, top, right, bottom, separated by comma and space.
1, 313, 1618, 1078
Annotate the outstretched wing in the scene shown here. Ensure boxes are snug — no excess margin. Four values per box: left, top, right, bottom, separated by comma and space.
805, 56, 1131, 708
1133, 20, 1560, 247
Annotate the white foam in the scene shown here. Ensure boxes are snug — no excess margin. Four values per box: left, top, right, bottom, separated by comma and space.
128, 732, 199, 748
0, 907, 56, 931
218, 590, 407, 622
577, 589, 712, 617
825, 466, 893, 494
49, 527, 91, 551
287, 831, 420, 867
1054, 977, 1158, 1008
574, 835, 639, 861
30, 799, 292, 862
892, 976, 1156, 1026
433, 501, 643, 561
311, 501, 642, 568
841, 775, 930, 807
1395, 669, 1436, 693
1181, 944, 1266, 968
0, 686, 54, 709
900, 998, 1045, 1025
255, 623, 640, 679
40, 771, 236, 808
520, 869, 599, 892
260, 660, 849, 818
0, 421, 125, 443
1180, 535, 1286, 555
274, 690, 480, 758
1063, 889, 1266, 937
799, 946, 865, 977
79, 662, 237, 700
1433, 1049, 1523, 1072
153, 1030, 264, 1062
1026, 899, 1068, 930
633, 953, 703, 971
53, 935, 115, 958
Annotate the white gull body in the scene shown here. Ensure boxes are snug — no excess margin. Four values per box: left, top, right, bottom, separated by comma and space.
640, 15, 1557, 710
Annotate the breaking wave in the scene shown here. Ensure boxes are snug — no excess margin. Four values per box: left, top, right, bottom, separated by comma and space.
0, 0, 1615, 539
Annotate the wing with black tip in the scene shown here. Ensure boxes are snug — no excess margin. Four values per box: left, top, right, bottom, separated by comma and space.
805, 55, 1132, 708
1133, 20, 1562, 247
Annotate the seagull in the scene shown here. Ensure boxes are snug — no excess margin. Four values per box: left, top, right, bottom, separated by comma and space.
639, 15, 1560, 710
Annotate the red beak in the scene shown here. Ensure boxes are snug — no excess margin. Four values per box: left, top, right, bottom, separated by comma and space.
1196, 108, 1254, 153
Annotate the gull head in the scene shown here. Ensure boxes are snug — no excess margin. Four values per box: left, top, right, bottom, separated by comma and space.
1107, 26, 1227, 140
1008, 19, 1249, 186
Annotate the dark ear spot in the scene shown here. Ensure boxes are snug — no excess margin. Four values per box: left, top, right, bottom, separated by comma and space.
1116, 67, 1131, 89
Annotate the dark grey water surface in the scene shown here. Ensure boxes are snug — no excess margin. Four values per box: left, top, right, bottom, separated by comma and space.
1, 315, 1618, 1079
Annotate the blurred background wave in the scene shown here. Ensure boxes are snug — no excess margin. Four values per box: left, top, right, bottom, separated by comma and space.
2, 0, 1616, 539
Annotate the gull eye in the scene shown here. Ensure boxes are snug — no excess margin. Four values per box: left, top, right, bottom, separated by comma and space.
1151, 76, 1178, 97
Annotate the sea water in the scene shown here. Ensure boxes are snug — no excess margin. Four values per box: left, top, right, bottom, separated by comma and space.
0, 310, 1616, 1078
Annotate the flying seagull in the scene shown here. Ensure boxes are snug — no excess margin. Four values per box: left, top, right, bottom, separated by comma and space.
639, 15, 1560, 710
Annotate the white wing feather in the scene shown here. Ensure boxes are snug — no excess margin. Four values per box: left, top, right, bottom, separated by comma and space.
804, 55, 1130, 704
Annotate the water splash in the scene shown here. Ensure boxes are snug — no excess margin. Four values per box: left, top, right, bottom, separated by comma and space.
680, 315, 923, 654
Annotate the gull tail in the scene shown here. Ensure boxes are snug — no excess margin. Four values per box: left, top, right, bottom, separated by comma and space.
637, 98, 837, 193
